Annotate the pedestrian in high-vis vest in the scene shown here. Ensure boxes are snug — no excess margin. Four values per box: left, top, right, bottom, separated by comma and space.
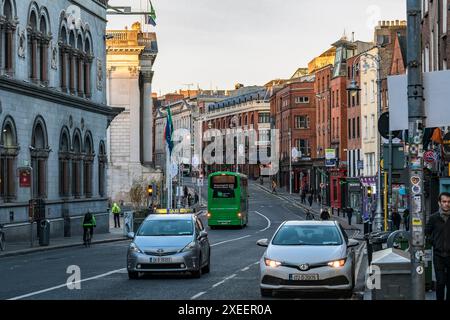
112, 202, 121, 228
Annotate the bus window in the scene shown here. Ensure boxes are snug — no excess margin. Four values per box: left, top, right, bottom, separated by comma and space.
211, 175, 237, 199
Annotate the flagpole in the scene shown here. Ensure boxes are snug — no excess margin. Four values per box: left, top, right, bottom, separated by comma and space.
166, 144, 172, 212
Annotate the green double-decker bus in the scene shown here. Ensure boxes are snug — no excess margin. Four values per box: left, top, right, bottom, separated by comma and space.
207, 172, 249, 228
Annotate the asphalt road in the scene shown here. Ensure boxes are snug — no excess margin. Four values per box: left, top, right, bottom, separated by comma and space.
0, 183, 366, 300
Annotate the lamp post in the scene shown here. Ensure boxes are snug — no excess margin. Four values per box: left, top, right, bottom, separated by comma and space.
347, 48, 384, 232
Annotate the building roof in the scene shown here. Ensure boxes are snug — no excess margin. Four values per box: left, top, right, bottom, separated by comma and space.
208, 87, 269, 112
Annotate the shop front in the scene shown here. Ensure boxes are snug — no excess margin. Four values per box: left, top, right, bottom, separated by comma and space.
347, 178, 362, 223
360, 176, 376, 222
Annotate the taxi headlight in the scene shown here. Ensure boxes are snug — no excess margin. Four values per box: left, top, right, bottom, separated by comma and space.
327, 259, 346, 268
129, 243, 143, 254
264, 258, 282, 268
181, 240, 197, 252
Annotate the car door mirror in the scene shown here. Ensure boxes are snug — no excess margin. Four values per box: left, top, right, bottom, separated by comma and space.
256, 239, 269, 247
347, 239, 359, 248
198, 230, 208, 240
127, 232, 135, 239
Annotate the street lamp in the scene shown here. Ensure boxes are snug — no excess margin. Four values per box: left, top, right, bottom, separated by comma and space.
288, 130, 292, 194
347, 48, 384, 232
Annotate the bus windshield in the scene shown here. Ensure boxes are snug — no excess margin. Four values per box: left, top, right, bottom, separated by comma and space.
211, 175, 237, 199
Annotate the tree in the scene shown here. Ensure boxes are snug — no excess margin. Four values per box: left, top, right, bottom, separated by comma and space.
128, 180, 147, 210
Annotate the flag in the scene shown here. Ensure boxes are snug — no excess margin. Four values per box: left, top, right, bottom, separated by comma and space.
431, 128, 443, 144
147, 0, 157, 26
165, 107, 174, 154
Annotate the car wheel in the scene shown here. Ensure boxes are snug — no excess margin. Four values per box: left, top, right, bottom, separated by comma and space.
202, 254, 210, 274
260, 288, 273, 297
209, 226, 217, 230
128, 271, 139, 280
192, 255, 202, 278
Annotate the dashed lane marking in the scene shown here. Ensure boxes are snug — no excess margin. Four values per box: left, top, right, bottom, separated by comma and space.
190, 292, 206, 300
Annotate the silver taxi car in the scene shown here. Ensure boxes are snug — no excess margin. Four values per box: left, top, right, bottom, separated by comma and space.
127, 214, 210, 279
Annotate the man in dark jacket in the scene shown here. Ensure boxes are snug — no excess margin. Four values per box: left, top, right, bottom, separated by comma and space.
425, 192, 450, 300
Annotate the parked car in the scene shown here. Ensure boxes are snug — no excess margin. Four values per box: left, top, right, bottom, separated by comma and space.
127, 214, 210, 279
257, 220, 359, 297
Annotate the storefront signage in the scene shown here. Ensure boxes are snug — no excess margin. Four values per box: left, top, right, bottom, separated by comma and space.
325, 149, 336, 160
18, 167, 32, 188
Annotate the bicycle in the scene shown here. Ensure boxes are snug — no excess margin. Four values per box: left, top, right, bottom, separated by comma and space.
84, 227, 92, 248
0, 224, 6, 251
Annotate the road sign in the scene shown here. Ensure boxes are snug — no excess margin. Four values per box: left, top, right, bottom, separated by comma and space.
325, 159, 336, 167
423, 150, 436, 163
197, 178, 204, 187
325, 149, 336, 160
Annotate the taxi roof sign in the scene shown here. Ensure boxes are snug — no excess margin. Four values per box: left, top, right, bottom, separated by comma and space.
155, 208, 194, 214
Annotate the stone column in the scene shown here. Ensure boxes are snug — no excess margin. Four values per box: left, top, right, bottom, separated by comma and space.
6, 26, 14, 73
69, 50, 76, 94
61, 46, 68, 92
31, 34, 38, 80
141, 70, 154, 164
41, 38, 49, 83
84, 56, 92, 98
77, 55, 84, 97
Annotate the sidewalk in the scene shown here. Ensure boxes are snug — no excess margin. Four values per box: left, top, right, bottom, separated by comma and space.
254, 183, 363, 234
0, 214, 128, 259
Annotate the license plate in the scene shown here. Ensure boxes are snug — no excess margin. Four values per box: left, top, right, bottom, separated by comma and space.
289, 274, 319, 281
149, 257, 172, 263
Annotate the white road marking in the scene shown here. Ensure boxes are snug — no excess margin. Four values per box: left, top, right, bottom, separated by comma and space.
190, 291, 206, 300
210, 235, 251, 247
355, 241, 366, 283
212, 281, 225, 288
8, 268, 126, 300
225, 274, 237, 280
254, 211, 271, 232
241, 267, 250, 272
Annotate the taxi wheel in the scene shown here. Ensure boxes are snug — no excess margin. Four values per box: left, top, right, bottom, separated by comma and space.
260, 288, 273, 297
128, 271, 139, 280
192, 255, 202, 278
202, 254, 210, 274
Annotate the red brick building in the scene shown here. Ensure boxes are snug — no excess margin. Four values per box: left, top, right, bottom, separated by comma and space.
271, 75, 316, 193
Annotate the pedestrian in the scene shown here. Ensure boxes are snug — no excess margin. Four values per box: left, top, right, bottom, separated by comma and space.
112, 202, 121, 228
391, 210, 401, 231
194, 192, 199, 204
188, 193, 192, 207
317, 193, 322, 204
272, 180, 277, 194
320, 209, 330, 221
260, 176, 264, 185
301, 192, 306, 204
346, 207, 354, 226
305, 209, 314, 220
425, 192, 450, 301
308, 194, 313, 207
403, 209, 410, 231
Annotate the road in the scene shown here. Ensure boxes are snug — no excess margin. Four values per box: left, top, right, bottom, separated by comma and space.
0, 183, 366, 300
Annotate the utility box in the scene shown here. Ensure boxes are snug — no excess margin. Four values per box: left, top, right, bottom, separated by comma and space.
383, 144, 406, 170
371, 248, 411, 300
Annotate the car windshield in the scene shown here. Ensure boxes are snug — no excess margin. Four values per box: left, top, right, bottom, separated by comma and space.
137, 219, 193, 236
272, 225, 343, 246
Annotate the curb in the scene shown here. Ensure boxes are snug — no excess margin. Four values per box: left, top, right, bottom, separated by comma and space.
0, 237, 130, 259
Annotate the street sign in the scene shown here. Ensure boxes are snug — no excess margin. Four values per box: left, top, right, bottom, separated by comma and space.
424, 150, 436, 163
325, 159, 336, 167
325, 149, 336, 160
197, 178, 204, 187
170, 163, 178, 178
18, 167, 32, 188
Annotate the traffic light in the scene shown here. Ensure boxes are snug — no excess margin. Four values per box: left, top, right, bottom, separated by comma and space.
147, 185, 153, 197
367, 187, 372, 197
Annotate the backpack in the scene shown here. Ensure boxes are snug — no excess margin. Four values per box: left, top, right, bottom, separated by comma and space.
84, 212, 93, 224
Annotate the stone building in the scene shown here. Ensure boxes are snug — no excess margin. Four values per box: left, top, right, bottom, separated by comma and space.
0, 0, 119, 240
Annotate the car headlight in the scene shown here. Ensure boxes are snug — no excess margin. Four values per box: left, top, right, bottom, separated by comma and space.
181, 240, 197, 252
264, 258, 282, 268
327, 259, 346, 268
129, 243, 143, 254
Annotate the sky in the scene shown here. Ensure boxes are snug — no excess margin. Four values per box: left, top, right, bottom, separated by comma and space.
106, 0, 406, 96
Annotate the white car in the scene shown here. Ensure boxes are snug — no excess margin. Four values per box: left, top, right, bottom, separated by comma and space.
257, 220, 359, 297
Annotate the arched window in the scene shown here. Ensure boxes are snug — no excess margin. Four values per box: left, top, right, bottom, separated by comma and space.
0, 116, 19, 202
69, 31, 76, 94
2, 0, 16, 74
83, 132, 94, 198
31, 117, 49, 199
76, 34, 84, 97
98, 141, 107, 197
71, 129, 82, 198
39, 12, 50, 84
28, 9, 38, 80
59, 127, 71, 197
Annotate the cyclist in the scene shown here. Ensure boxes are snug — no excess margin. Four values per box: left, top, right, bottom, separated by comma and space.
83, 210, 96, 246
